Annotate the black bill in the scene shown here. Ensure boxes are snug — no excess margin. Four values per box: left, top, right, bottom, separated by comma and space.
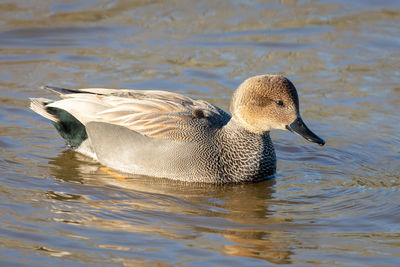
286, 117, 325, 146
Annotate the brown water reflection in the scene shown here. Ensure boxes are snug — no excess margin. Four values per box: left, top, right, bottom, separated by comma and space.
48, 151, 292, 264
1, 0, 400, 266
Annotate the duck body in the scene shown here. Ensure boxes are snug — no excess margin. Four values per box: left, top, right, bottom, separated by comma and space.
85, 119, 276, 183
30, 75, 324, 183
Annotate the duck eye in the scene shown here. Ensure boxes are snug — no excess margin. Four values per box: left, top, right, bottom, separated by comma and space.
275, 100, 284, 106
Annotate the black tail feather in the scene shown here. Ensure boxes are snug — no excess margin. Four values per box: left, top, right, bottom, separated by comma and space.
41, 85, 89, 96
46, 107, 88, 148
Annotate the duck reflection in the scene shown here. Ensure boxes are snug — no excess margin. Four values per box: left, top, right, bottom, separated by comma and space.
47, 149, 98, 184
47, 151, 295, 264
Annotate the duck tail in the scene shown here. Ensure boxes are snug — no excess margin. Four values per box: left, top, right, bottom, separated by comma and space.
30, 97, 88, 148
29, 97, 59, 122
40, 85, 84, 97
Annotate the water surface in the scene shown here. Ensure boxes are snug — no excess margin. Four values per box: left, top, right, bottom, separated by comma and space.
1, 0, 400, 266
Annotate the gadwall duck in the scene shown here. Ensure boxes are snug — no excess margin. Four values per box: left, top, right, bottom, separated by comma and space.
30, 75, 324, 183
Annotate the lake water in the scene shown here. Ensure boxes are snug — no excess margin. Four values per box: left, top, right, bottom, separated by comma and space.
1, 0, 399, 266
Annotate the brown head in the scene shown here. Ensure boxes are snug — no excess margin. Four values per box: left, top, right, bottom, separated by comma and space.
231, 74, 325, 145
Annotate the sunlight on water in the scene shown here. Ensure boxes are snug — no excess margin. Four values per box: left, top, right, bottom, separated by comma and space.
0, 0, 399, 265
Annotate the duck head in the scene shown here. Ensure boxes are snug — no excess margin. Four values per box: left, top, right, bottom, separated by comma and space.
230, 74, 325, 146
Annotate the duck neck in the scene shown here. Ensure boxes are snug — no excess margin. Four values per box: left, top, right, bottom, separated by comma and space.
223, 117, 260, 135
222, 117, 271, 139
216, 117, 276, 182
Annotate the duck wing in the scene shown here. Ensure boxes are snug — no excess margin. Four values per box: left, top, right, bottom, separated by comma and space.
42, 86, 230, 142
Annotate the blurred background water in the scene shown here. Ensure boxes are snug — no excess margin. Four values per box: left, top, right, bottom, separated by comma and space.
0, 0, 399, 266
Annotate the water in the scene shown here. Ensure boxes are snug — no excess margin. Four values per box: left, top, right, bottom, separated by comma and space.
1, 0, 400, 265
